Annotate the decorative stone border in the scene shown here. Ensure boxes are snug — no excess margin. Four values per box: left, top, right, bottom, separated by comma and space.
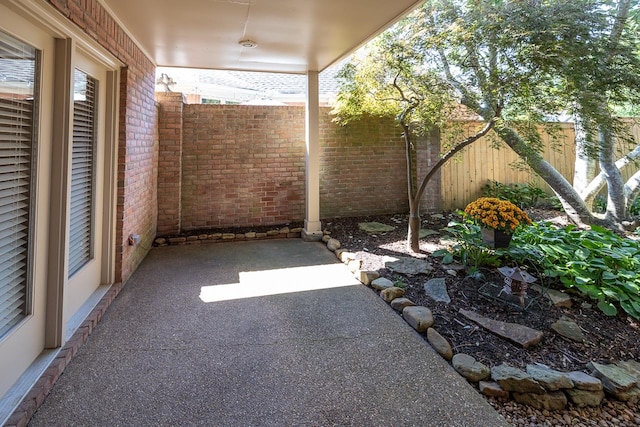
154, 227, 303, 246
322, 235, 640, 413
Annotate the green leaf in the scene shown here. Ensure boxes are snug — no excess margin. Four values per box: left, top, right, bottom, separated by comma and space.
442, 253, 454, 264
597, 300, 618, 317
620, 300, 640, 319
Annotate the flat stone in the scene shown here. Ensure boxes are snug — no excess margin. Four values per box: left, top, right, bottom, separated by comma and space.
244, 232, 256, 238
347, 259, 361, 274
589, 362, 638, 391
588, 362, 640, 401
371, 277, 394, 291
402, 306, 434, 333
531, 284, 572, 308
452, 353, 491, 382
360, 271, 380, 286
459, 309, 544, 349
479, 381, 509, 398
380, 287, 405, 303
154, 238, 167, 245
321, 234, 331, 243
168, 237, 186, 244
338, 251, 357, 263
222, 233, 236, 239
266, 229, 280, 236
618, 360, 640, 379
565, 388, 605, 407
390, 297, 415, 312
526, 365, 574, 391
568, 371, 603, 391
327, 238, 341, 251
208, 233, 222, 239
419, 229, 439, 238
512, 391, 567, 411
358, 222, 396, 233
550, 316, 586, 343
385, 257, 433, 275
423, 278, 450, 304
427, 328, 453, 361
491, 364, 545, 394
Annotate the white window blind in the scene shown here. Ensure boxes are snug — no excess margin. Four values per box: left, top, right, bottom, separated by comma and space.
0, 31, 38, 337
68, 69, 97, 277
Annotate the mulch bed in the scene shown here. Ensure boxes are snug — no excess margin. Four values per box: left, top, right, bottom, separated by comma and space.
321, 211, 640, 373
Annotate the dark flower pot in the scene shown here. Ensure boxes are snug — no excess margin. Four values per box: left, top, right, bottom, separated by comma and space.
481, 228, 512, 248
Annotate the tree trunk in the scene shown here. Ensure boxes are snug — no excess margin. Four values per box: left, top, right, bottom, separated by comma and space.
599, 127, 628, 221
572, 118, 598, 202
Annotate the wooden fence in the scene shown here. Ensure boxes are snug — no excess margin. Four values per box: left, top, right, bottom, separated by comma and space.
439, 120, 639, 211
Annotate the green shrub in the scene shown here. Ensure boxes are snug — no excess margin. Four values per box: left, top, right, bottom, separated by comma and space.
482, 180, 559, 209
435, 218, 640, 319
505, 222, 640, 319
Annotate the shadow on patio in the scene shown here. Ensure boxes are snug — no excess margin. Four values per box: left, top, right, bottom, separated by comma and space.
28, 239, 508, 426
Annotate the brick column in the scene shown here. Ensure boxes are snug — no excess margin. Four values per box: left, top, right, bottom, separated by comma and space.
156, 92, 184, 235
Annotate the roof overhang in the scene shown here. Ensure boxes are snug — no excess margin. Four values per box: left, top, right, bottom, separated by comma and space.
99, 0, 424, 74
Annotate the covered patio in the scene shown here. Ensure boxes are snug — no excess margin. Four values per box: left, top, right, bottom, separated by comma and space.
26, 239, 509, 426
0, 0, 507, 424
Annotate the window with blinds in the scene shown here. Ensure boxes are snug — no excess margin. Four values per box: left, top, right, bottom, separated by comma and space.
68, 69, 97, 277
0, 31, 39, 338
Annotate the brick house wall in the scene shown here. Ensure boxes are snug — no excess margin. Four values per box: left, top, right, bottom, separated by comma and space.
47, 0, 158, 282
155, 98, 443, 234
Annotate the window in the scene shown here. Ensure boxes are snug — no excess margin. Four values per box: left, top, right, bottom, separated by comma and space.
0, 31, 39, 337
68, 69, 97, 277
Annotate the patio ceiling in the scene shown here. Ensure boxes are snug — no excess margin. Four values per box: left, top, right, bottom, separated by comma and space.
99, 0, 424, 74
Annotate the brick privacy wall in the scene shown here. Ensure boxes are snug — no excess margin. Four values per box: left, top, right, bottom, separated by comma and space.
181, 105, 306, 229
169, 104, 431, 232
47, 0, 158, 283
156, 92, 184, 235
318, 111, 409, 218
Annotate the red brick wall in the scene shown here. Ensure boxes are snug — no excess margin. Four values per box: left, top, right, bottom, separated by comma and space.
158, 102, 440, 233
181, 105, 306, 229
47, 0, 158, 282
156, 92, 184, 235
318, 112, 409, 218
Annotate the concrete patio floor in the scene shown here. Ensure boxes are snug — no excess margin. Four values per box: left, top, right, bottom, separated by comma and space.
28, 239, 509, 426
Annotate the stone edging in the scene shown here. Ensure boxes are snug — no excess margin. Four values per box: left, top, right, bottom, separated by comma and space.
322, 235, 640, 412
153, 227, 303, 246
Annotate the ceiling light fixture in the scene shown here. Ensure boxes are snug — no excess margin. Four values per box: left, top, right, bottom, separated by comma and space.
239, 39, 258, 48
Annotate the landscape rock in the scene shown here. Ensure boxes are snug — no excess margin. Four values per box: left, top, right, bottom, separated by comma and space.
380, 286, 405, 303
322, 234, 331, 243
370, 277, 394, 291
419, 229, 439, 238
550, 315, 586, 343
390, 297, 415, 312
618, 360, 640, 379
338, 251, 357, 263
491, 364, 545, 394
452, 353, 491, 382
402, 306, 434, 333
359, 271, 380, 286
526, 364, 574, 391
358, 222, 396, 233
531, 284, 572, 308
567, 371, 603, 391
564, 388, 605, 407
385, 257, 433, 275
479, 381, 509, 398
423, 278, 451, 304
512, 391, 567, 411
459, 309, 544, 349
426, 328, 453, 361
588, 361, 639, 401
327, 238, 341, 251
346, 259, 361, 274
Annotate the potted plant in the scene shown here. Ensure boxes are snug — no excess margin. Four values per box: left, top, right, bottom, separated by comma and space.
463, 197, 532, 248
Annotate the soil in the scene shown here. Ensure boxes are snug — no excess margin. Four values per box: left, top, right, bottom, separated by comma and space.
321, 210, 640, 427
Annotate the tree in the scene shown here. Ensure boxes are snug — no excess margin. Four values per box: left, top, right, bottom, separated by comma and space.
334, 0, 640, 246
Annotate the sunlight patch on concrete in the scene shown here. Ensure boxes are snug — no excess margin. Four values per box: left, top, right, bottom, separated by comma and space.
199, 264, 360, 303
